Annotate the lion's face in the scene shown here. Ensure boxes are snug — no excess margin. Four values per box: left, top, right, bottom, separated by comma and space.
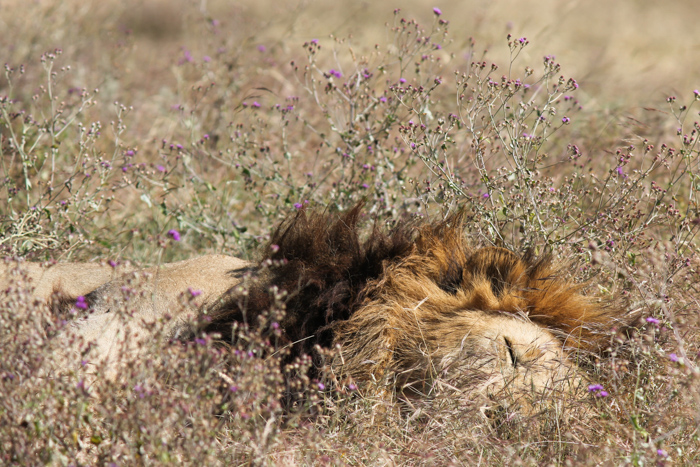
426, 311, 579, 404
335, 297, 581, 406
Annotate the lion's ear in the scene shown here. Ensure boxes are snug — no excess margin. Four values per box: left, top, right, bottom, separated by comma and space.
464, 247, 527, 298
437, 259, 464, 295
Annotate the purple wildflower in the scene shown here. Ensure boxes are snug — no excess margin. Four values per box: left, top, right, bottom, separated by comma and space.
433, 7, 442, 15
167, 229, 181, 241
589, 384, 608, 397
293, 202, 303, 209
328, 69, 342, 78
646, 317, 660, 324
75, 296, 88, 310
257, 45, 267, 52
669, 353, 679, 362
179, 48, 194, 65
562, 116, 570, 124
188, 288, 202, 297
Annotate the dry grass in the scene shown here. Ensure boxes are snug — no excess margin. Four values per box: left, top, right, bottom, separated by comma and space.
1, 0, 699, 464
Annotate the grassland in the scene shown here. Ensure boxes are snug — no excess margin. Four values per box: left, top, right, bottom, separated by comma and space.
1, 0, 699, 464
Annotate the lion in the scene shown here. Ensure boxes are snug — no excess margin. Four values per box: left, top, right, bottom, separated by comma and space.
200, 205, 631, 407
6, 204, 632, 409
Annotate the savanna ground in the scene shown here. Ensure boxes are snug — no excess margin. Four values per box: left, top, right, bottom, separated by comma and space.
1, 0, 700, 464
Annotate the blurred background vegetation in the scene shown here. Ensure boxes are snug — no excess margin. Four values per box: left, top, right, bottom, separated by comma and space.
2, 0, 698, 263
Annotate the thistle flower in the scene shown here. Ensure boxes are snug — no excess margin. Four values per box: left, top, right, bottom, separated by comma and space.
75, 296, 88, 310
588, 384, 607, 397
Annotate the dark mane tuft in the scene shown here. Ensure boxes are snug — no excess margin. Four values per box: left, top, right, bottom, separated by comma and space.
202, 203, 415, 360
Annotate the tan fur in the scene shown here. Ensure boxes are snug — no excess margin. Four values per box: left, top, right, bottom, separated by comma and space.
50, 255, 250, 376
0, 258, 132, 302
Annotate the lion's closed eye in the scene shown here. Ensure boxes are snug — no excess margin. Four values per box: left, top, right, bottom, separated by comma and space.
504, 337, 518, 369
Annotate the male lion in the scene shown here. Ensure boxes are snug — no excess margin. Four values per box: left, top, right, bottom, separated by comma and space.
201, 205, 631, 406
5, 205, 632, 408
